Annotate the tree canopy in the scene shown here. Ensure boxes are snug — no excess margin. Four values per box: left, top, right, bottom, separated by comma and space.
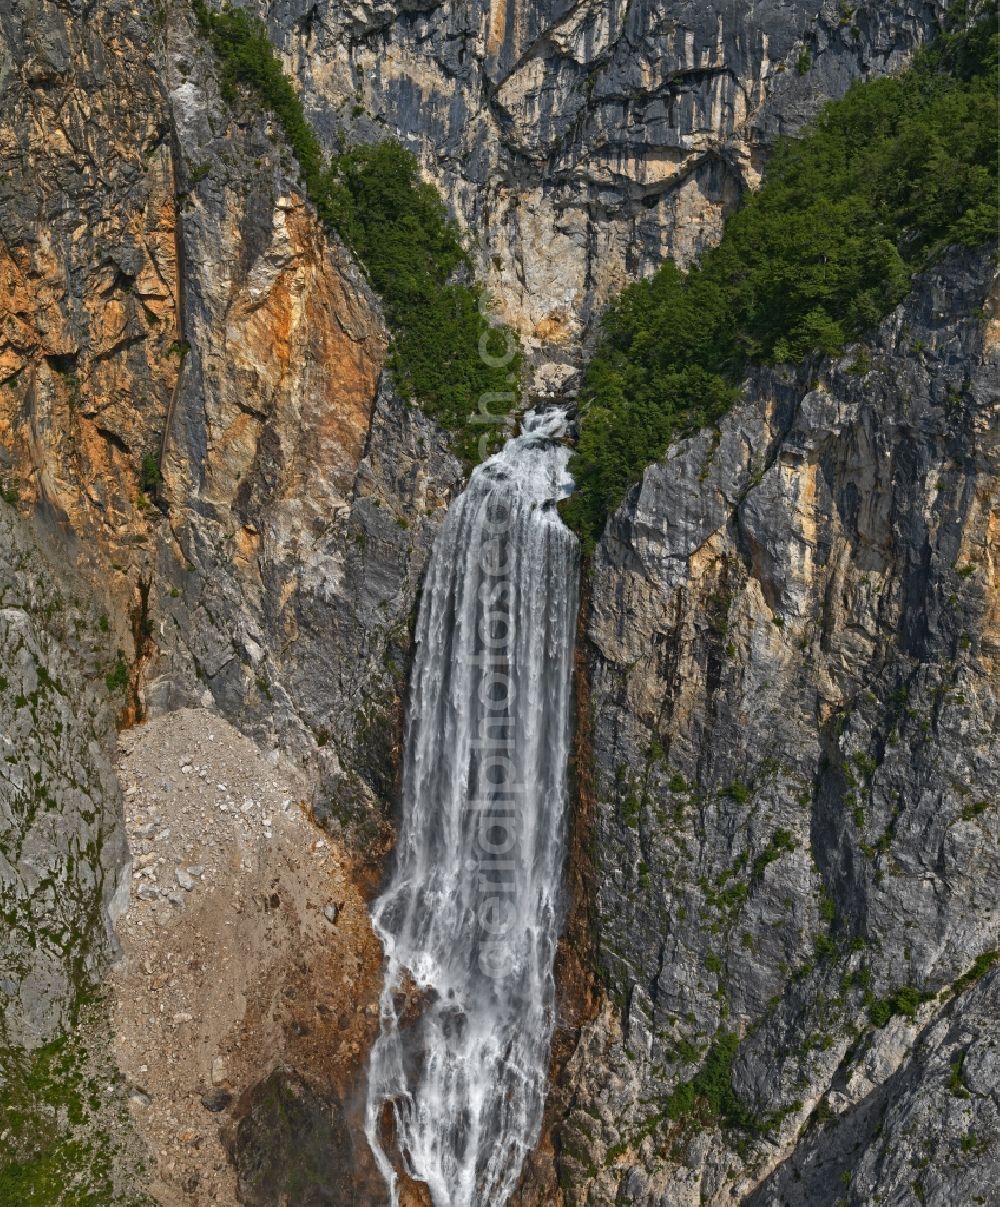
564, 1, 998, 547
193, 1, 520, 465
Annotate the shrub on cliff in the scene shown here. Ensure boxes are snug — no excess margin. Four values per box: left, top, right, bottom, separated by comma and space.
192, 2, 519, 465
664, 1030, 754, 1130
316, 142, 521, 459
564, 0, 999, 548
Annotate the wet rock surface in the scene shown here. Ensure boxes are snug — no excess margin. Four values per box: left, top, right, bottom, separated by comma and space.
228, 1067, 358, 1206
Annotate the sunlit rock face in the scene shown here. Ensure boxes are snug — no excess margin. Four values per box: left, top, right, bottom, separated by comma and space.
254, 0, 942, 391
0, 2, 465, 1192
1, 1, 467, 863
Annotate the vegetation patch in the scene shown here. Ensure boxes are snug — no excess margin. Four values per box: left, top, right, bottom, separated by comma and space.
867, 984, 933, 1026
664, 1030, 754, 1130
960, 798, 990, 821
563, 3, 998, 546
191, 1, 520, 466
138, 453, 162, 498
950, 949, 999, 996
105, 652, 129, 695
751, 828, 796, 881
0, 1024, 146, 1205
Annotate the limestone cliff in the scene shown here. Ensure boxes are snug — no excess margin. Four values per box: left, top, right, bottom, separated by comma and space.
0, 1, 996, 1204
0, 0, 464, 862
552, 250, 998, 1204
148, 7, 464, 859
251, 0, 945, 390
0, 1, 460, 1195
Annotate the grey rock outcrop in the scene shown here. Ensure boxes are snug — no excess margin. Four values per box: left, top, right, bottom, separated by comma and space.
552, 251, 999, 1202
0, 506, 127, 1048
748, 966, 1000, 1207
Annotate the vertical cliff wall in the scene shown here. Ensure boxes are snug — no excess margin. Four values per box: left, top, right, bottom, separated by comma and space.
1, 0, 466, 867
553, 251, 998, 1204
251, 0, 945, 390
147, 7, 465, 859
0, 0, 172, 1082
0, 1, 465, 1194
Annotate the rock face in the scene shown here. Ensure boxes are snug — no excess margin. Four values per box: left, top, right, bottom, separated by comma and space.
748, 965, 1000, 1206
0, 506, 127, 1049
254, 0, 944, 389
0, 1, 178, 547
0, 0, 462, 1189
553, 250, 999, 1202
1, 0, 464, 865
147, 8, 465, 855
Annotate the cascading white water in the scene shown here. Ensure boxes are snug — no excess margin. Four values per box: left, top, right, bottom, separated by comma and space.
365, 409, 579, 1207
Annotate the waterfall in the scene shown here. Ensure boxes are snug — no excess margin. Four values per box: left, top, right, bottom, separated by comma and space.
365, 408, 580, 1206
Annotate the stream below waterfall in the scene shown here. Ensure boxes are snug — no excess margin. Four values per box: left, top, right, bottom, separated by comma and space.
365, 408, 580, 1206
